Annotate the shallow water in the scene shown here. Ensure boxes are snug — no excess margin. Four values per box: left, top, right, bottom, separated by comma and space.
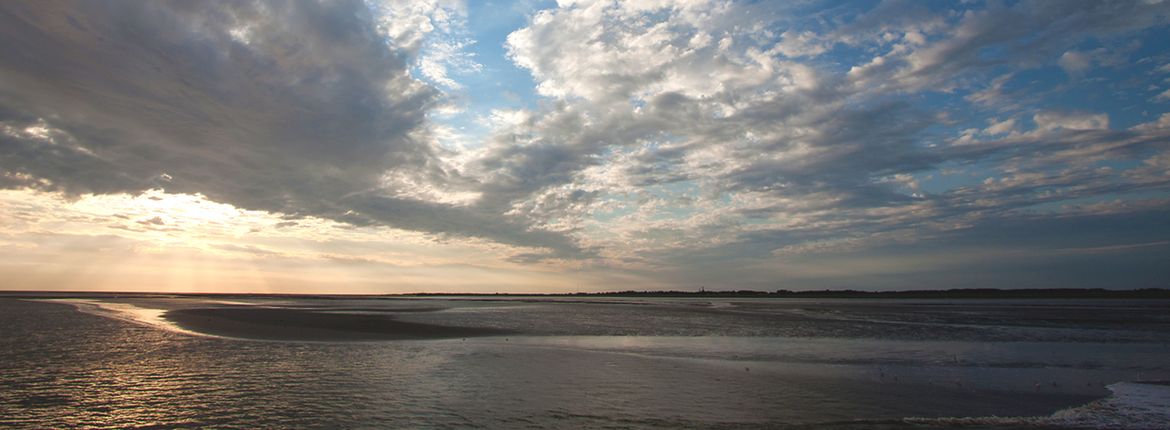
2, 297, 1169, 428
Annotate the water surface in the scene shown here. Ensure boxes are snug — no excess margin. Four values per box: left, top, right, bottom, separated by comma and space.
2, 296, 1168, 428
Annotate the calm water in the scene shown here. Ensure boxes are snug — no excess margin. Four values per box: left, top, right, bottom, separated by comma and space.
2, 296, 1169, 428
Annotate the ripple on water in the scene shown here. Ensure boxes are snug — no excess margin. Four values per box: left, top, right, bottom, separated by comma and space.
3, 297, 1169, 429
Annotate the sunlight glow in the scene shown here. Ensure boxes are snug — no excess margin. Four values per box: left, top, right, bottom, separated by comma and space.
0, 188, 611, 293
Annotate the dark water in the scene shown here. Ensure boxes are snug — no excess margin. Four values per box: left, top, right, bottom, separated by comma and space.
2, 297, 1169, 428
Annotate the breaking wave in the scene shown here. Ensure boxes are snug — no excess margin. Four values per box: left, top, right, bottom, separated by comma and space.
904, 381, 1170, 429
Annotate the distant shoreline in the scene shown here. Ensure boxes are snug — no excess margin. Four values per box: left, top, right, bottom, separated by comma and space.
2, 288, 1168, 300
414, 288, 1170, 299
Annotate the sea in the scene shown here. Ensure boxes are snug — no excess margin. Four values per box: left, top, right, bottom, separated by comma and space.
1, 296, 1168, 429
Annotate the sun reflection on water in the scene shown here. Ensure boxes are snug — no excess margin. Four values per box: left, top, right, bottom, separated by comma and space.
45, 299, 210, 339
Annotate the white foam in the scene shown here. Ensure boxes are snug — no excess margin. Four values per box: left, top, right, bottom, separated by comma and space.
905, 381, 1170, 429
1048, 382, 1170, 429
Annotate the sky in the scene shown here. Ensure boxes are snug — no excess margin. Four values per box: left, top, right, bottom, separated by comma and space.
1, 0, 1169, 293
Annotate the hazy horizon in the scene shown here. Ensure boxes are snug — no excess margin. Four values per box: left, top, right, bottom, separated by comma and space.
2, 0, 1170, 294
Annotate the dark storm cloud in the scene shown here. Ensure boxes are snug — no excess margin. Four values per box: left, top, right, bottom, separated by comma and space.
0, 0, 583, 256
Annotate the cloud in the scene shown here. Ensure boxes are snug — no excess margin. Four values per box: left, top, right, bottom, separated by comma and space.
2, 0, 1169, 289
491, 2, 932, 250
985, 118, 1018, 136
1058, 51, 1093, 76
137, 216, 167, 226
0, 0, 583, 257
370, 0, 482, 89
847, 0, 1170, 92
1033, 111, 1110, 132
483, 0, 1170, 275
0, 0, 432, 203
1058, 45, 1139, 78
1156, 88, 1170, 102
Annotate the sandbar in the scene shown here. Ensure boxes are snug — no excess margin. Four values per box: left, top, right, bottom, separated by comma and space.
164, 306, 511, 341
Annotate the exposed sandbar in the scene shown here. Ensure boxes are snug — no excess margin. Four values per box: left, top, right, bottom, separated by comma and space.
164, 306, 511, 341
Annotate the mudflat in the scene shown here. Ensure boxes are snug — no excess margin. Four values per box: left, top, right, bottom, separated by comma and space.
164, 306, 511, 341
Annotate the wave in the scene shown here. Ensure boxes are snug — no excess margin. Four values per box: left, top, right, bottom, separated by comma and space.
904, 381, 1170, 429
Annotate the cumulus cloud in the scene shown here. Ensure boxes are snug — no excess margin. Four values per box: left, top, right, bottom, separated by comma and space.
0, 0, 583, 257
2, 0, 1169, 289
478, 0, 1170, 274
369, 0, 482, 89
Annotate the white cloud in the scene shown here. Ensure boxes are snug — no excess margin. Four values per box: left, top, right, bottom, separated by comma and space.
1131, 113, 1170, 132
773, 31, 829, 58
371, 0, 481, 89
506, 0, 806, 104
1033, 111, 1110, 132
1058, 50, 1092, 76
1156, 88, 1170, 102
985, 118, 1017, 136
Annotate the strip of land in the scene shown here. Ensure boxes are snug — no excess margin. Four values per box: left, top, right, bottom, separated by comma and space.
164, 306, 511, 341
1, 288, 1167, 300
408, 288, 1170, 299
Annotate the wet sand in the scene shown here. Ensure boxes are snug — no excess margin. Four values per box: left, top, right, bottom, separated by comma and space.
164, 306, 512, 341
